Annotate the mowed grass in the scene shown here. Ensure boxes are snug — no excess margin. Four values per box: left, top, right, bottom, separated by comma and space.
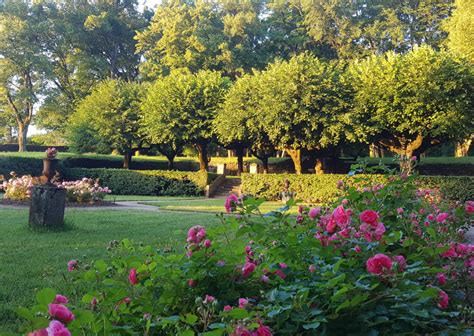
0, 208, 220, 333
140, 198, 298, 214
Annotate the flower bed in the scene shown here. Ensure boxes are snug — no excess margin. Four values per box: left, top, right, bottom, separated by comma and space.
0, 173, 41, 201
18, 173, 473, 335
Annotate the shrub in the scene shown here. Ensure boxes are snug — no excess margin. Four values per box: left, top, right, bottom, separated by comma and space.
17, 172, 474, 335
61, 168, 218, 196
57, 178, 112, 203
0, 156, 43, 178
0, 173, 41, 201
241, 173, 474, 203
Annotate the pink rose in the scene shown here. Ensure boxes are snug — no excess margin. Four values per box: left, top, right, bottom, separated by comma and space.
28, 329, 48, 336
437, 290, 449, 309
203, 295, 215, 304
308, 207, 321, 219
128, 268, 138, 285
48, 304, 75, 324
232, 326, 252, 336
203, 239, 212, 248
91, 297, 98, 306
360, 210, 379, 226
255, 324, 273, 336
53, 295, 68, 304
46, 320, 71, 336
437, 273, 447, 285
366, 254, 393, 275
426, 214, 435, 221
436, 213, 449, 223
274, 269, 286, 279
354, 245, 362, 253
397, 207, 404, 215
393, 255, 406, 272
67, 260, 77, 272
279, 262, 288, 269
242, 262, 256, 278
225, 194, 240, 213
465, 201, 474, 214
223, 305, 233, 311
333, 205, 351, 228
326, 217, 337, 233
187, 279, 197, 287
238, 298, 249, 308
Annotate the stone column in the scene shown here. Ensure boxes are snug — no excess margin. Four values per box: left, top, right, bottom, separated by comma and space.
29, 185, 66, 229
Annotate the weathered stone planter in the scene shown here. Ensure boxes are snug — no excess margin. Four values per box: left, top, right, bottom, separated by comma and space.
42, 158, 59, 184
28, 185, 66, 229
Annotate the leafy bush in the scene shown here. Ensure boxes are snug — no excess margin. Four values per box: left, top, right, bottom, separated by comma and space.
0, 173, 41, 201
57, 178, 112, 204
0, 156, 43, 178
18, 173, 474, 335
61, 168, 217, 196
242, 173, 474, 203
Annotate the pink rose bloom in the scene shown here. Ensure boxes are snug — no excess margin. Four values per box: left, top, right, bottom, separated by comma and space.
397, 207, 404, 215
436, 213, 449, 223
225, 194, 240, 213
279, 262, 288, 269
333, 205, 351, 228
232, 326, 252, 336
426, 214, 435, 221
53, 295, 68, 304
437, 290, 449, 309
203, 239, 212, 248
238, 298, 249, 308
437, 273, 447, 285
366, 254, 393, 275
203, 295, 215, 304
223, 305, 233, 311
308, 264, 316, 273
261, 275, 270, 283
354, 245, 362, 253
187, 225, 206, 244
91, 297, 98, 306
359, 210, 379, 226
326, 216, 337, 233
308, 207, 321, 219
242, 262, 256, 278
393, 255, 406, 272
28, 329, 47, 336
196, 228, 206, 242
128, 268, 138, 285
274, 269, 286, 279
465, 201, 474, 214
255, 324, 272, 336
46, 320, 71, 336
440, 244, 457, 258
67, 260, 77, 272
48, 304, 75, 324
187, 279, 197, 287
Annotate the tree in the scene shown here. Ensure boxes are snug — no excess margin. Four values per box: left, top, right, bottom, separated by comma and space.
258, 53, 352, 174
350, 46, 474, 159
215, 72, 274, 174
69, 80, 145, 168
141, 70, 230, 171
0, 1, 49, 151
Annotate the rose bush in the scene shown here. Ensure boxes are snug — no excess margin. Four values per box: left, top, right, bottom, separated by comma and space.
0, 173, 40, 201
56, 178, 111, 204
17, 171, 473, 335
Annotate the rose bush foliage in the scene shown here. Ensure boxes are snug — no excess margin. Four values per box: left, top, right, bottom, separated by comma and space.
57, 178, 111, 204
18, 173, 473, 335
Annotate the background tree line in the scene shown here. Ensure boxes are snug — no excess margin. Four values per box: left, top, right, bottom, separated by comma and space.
0, 0, 473, 173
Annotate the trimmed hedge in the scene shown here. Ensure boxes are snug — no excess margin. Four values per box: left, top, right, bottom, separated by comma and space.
241, 173, 474, 203
0, 156, 43, 177
62, 168, 218, 196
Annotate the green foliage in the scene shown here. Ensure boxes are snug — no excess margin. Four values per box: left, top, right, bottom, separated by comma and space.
445, 0, 474, 62
62, 168, 217, 196
241, 173, 474, 203
349, 46, 474, 156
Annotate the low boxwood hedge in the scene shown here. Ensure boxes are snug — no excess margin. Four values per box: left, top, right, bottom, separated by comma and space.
62, 168, 218, 196
241, 173, 474, 203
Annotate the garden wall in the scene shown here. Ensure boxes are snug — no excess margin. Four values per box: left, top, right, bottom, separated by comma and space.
241, 173, 474, 203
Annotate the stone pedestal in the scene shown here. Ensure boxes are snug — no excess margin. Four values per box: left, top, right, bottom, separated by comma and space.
217, 163, 227, 175
29, 185, 66, 229
249, 163, 258, 174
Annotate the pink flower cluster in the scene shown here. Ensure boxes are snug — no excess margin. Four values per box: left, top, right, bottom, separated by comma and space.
45, 147, 58, 159
225, 194, 241, 213
186, 225, 211, 257
359, 210, 386, 242
29, 294, 74, 336
366, 253, 406, 275
231, 323, 272, 336
1, 173, 39, 201
57, 178, 111, 203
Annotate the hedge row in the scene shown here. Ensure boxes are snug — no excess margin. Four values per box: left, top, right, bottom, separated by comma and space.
62, 168, 218, 196
241, 173, 474, 203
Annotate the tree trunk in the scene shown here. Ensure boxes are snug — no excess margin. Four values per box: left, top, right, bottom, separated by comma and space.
17, 123, 28, 152
196, 143, 209, 171
261, 157, 269, 174
315, 158, 325, 175
123, 151, 132, 169
455, 137, 472, 157
236, 147, 244, 175
287, 149, 302, 174
166, 155, 175, 170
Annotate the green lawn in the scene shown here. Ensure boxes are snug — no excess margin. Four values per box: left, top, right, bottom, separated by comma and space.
140, 198, 297, 214
104, 195, 203, 202
0, 208, 220, 333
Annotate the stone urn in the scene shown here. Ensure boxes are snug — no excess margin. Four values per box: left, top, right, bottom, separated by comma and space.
42, 158, 58, 185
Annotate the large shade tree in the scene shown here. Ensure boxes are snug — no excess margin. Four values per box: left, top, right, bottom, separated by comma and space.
141, 70, 230, 171
215, 72, 274, 174
349, 46, 474, 159
258, 53, 353, 174
0, 1, 49, 151
69, 79, 145, 168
